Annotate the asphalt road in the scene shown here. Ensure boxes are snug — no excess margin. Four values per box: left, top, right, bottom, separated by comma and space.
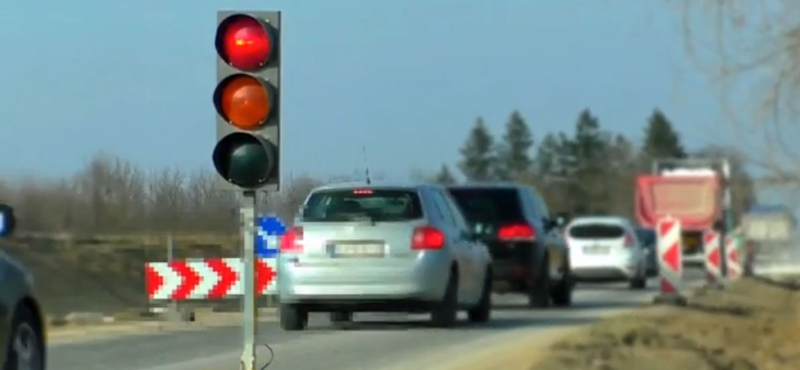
49, 273, 705, 370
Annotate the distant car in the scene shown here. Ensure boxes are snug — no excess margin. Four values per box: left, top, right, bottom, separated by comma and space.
446, 183, 573, 308
635, 228, 658, 277
566, 216, 648, 289
277, 182, 493, 330
1, 204, 46, 370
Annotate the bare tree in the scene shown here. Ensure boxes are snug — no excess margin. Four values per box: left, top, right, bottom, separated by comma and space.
675, 0, 800, 192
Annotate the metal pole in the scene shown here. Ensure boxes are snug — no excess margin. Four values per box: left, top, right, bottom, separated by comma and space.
167, 233, 178, 319
720, 159, 731, 278
240, 191, 258, 370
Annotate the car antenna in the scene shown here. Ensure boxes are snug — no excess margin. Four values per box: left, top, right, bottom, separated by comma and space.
362, 145, 372, 185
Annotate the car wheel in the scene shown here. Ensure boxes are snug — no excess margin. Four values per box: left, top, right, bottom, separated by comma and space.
3, 305, 44, 370
551, 271, 573, 307
279, 304, 308, 331
431, 269, 458, 328
467, 268, 492, 323
528, 255, 551, 308
329, 311, 353, 324
629, 267, 647, 290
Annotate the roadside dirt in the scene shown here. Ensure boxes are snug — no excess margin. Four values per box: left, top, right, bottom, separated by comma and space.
532, 278, 800, 370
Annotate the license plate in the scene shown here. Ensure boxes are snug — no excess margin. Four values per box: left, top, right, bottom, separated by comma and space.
583, 245, 610, 254
331, 243, 385, 258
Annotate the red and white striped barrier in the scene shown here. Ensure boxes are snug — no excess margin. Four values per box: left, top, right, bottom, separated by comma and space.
657, 216, 683, 297
703, 230, 722, 283
725, 236, 741, 280
145, 258, 277, 300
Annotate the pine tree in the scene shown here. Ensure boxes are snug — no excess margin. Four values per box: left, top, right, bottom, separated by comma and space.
642, 109, 686, 161
458, 118, 496, 181
433, 164, 457, 185
564, 109, 612, 214
498, 110, 534, 180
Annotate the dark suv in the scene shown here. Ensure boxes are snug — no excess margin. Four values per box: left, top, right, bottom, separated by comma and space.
446, 184, 573, 308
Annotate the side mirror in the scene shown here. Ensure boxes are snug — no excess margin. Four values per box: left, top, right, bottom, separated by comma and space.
0, 204, 16, 238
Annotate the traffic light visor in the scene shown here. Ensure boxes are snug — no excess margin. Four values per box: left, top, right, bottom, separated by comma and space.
212, 132, 277, 189
216, 14, 275, 71
214, 74, 274, 130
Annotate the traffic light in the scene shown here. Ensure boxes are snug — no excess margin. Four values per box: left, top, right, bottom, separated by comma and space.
213, 11, 281, 191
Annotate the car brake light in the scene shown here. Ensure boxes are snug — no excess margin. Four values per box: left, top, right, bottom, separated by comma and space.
624, 233, 635, 248
352, 189, 373, 195
280, 226, 304, 253
411, 226, 445, 250
498, 223, 536, 241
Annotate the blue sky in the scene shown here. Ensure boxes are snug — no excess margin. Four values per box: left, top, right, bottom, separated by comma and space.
0, 0, 738, 181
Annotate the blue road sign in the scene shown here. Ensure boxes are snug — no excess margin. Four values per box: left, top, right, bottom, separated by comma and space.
255, 215, 286, 258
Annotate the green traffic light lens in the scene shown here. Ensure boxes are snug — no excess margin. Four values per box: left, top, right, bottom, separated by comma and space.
213, 133, 276, 189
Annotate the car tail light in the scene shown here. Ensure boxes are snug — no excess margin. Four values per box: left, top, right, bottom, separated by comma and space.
280, 226, 304, 253
498, 223, 536, 241
624, 233, 635, 248
411, 226, 446, 250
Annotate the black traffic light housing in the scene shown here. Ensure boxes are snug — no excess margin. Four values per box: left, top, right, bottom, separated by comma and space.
213, 11, 281, 191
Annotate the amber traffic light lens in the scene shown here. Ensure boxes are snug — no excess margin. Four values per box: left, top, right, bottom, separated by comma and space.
213, 74, 274, 130
216, 14, 274, 71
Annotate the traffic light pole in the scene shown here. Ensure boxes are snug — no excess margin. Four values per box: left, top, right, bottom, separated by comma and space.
240, 190, 258, 370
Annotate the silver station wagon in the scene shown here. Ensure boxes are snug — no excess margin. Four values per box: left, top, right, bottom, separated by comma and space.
277, 182, 493, 330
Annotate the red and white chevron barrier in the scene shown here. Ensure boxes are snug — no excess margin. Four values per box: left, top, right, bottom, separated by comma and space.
703, 230, 722, 284
145, 258, 277, 300
656, 216, 683, 298
725, 236, 742, 280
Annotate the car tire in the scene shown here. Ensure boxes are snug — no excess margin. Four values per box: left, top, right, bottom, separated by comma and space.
329, 311, 353, 324
279, 304, 308, 331
3, 305, 44, 370
431, 270, 458, 328
629, 268, 647, 290
528, 255, 551, 308
467, 268, 492, 323
551, 272, 574, 307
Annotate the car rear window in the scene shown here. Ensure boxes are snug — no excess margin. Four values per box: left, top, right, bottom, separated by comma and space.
301, 188, 423, 222
569, 224, 626, 239
447, 188, 523, 223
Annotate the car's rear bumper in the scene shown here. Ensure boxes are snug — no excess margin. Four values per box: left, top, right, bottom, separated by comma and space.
571, 266, 636, 281
278, 255, 450, 306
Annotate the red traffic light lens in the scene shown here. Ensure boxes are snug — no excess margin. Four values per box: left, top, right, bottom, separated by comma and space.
213, 74, 274, 130
216, 15, 274, 71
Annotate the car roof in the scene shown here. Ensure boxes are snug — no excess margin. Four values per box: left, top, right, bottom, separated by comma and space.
311, 181, 438, 193
568, 215, 631, 226
446, 182, 523, 190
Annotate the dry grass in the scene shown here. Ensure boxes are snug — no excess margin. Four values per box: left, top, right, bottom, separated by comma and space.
2, 234, 242, 317
532, 277, 800, 370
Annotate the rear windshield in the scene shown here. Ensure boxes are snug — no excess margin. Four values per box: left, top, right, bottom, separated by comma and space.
447, 188, 523, 223
301, 189, 423, 222
569, 224, 626, 239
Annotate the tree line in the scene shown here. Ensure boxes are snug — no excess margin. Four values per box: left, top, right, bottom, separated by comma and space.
0, 107, 756, 235
426, 108, 756, 220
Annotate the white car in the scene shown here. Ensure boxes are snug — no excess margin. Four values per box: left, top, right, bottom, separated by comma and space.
565, 216, 648, 289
